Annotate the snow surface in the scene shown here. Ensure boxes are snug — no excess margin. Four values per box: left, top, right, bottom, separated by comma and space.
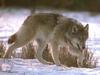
0, 59, 100, 75
0, 8, 100, 75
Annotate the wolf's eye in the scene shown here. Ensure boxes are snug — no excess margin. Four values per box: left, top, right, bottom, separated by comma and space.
72, 26, 78, 34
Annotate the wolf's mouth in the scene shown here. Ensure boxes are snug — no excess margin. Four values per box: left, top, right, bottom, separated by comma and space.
77, 43, 81, 50
65, 39, 82, 51
77, 43, 85, 50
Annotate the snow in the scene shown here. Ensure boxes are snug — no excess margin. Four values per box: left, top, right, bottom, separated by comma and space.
0, 59, 100, 75
0, 8, 100, 75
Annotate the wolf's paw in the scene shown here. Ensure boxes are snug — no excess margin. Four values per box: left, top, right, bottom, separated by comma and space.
41, 61, 54, 65
39, 59, 54, 65
47, 62, 54, 65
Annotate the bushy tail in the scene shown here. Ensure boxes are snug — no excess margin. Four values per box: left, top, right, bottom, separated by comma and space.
8, 34, 16, 44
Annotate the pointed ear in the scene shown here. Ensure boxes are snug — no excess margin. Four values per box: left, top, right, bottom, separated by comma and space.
72, 25, 78, 33
84, 24, 89, 31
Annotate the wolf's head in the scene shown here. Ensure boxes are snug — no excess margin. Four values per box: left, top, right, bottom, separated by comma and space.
65, 21, 89, 55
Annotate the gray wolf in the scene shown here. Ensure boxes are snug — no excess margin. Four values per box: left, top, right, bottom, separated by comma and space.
3, 13, 89, 66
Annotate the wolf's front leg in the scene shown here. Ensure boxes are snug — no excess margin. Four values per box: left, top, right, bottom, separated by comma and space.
77, 53, 85, 67
36, 39, 53, 65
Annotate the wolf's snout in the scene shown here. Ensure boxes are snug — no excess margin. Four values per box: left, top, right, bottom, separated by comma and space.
77, 43, 80, 49
77, 43, 85, 50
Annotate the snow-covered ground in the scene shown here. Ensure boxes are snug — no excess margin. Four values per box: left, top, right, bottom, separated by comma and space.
0, 8, 100, 75
0, 59, 100, 75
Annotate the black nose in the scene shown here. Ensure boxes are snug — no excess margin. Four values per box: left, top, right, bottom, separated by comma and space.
77, 43, 85, 49
82, 46, 85, 49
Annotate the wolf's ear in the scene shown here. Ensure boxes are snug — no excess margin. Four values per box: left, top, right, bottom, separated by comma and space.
72, 25, 78, 33
84, 24, 89, 31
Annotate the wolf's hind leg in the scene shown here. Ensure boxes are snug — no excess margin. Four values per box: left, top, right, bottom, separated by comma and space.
3, 42, 22, 58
